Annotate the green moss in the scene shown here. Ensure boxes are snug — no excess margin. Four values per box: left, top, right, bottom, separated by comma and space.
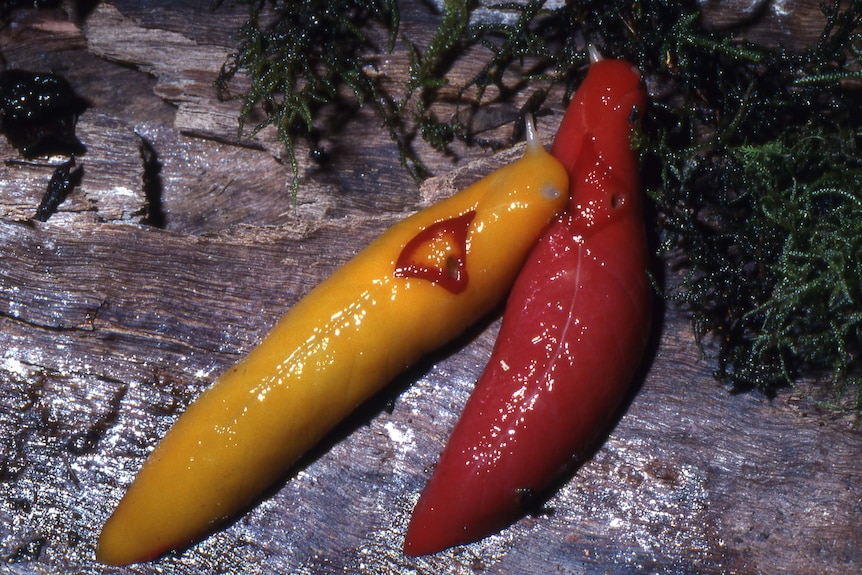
215, 0, 572, 193
632, 0, 862, 411
214, 0, 404, 199
405, 0, 470, 95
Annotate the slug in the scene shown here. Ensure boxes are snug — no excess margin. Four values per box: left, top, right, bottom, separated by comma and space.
404, 54, 652, 556
96, 116, 568, 565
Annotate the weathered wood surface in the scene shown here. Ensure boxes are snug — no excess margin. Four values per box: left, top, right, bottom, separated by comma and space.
0, 2, 859, 574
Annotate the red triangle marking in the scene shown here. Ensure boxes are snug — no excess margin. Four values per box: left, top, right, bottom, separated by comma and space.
394, 211, 476, 294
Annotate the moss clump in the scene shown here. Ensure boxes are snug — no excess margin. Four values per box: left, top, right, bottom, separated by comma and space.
214, 0, 405, 199
215, 0, 572, 194
628, 0, 862, 410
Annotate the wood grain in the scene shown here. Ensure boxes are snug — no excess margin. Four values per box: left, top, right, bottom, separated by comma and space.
0, 2, 859, 574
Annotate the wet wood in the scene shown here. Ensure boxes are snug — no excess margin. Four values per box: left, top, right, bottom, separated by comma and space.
0, 2, 859, 574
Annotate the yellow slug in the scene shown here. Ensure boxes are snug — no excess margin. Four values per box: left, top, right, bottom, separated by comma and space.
96, 117, 568, 565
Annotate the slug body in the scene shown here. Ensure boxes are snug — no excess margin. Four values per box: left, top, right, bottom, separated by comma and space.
96, 120, 568, 566
404, 59, 652, 556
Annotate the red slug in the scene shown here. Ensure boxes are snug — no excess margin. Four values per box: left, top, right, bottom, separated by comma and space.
404, 54, 652, 556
